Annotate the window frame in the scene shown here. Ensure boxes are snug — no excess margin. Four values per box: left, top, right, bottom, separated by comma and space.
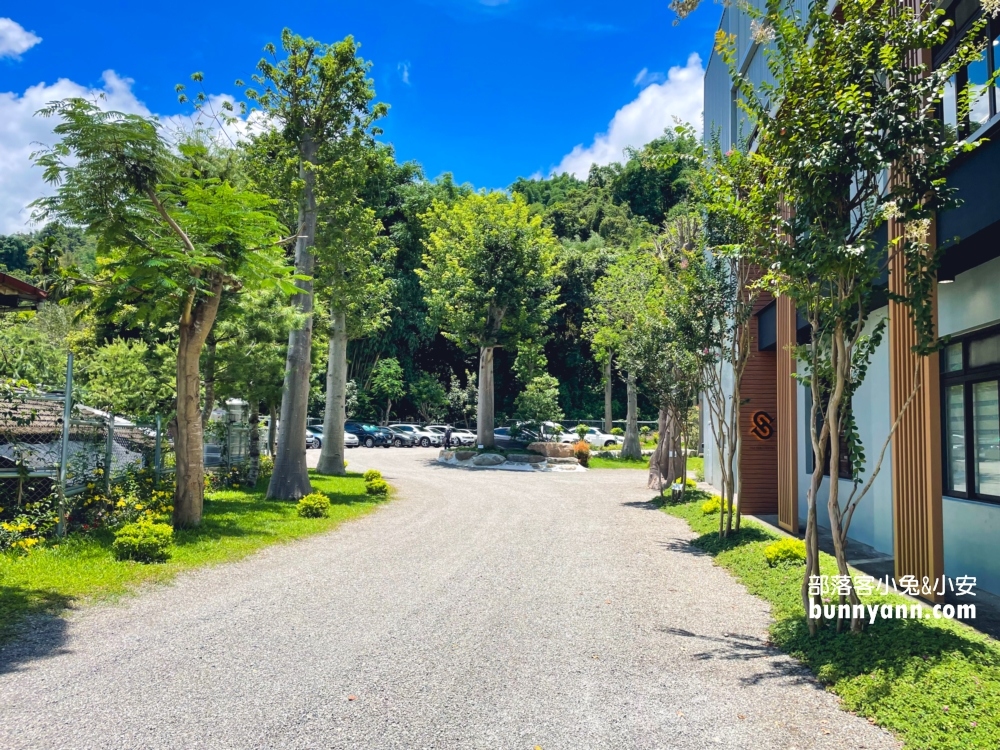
940, 323, 1000, 505
803, 386, 853, 480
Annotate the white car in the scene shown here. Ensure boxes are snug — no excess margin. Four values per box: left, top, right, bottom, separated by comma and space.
344, 431, 359, 448
426, 425, 476, 446
560, 427, 623, 448
388, 423, 442, 447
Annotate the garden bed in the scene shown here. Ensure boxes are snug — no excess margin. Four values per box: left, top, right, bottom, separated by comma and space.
0, 471, 380, 644
661, 496, 1000, 750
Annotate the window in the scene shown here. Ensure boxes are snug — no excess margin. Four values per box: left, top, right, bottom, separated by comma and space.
803, 387, 853, 479
941, 325, 1000, 503
936, 0, 999, 138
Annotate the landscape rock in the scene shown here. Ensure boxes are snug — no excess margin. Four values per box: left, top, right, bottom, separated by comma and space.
527, 442, 573, 458
454, 450, 477, 462
439, 450, 455, 461
472, 453, 505, 466
506, 453, 546, 464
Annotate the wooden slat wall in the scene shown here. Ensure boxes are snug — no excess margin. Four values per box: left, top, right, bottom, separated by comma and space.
888, 217, 945, 602
776, 295, 799, 532
739, 289, 779, 514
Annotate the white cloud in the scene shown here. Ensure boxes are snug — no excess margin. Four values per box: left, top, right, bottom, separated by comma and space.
553, 53, 704, 179
397, 61, 411, 85
0, 71, 263, 234
0, 18, 41, 58
633, 67, 649, 86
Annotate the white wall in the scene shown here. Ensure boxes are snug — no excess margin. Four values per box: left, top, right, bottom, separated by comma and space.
702, 359, 735, 493
938, 259, 1000, 594
797, 307, 894, 556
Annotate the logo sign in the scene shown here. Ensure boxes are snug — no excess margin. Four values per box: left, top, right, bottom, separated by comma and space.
750, 411, 774, 440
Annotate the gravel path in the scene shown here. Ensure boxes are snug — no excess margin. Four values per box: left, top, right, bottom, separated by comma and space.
0, 448, 898, 749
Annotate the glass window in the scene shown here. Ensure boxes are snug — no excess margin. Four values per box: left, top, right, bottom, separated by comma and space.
973, 381, 1000, 496
970, 334, 1000, 368
946, 384, 967, 493
944, 342, 963, 372
944, 75, 959, 130
968, 54, 991, 135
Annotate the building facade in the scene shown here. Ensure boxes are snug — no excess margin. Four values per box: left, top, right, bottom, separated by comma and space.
703, 0, 1000, 597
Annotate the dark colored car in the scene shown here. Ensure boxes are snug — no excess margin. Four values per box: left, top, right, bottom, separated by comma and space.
387, 426, 419, 447
380, 426, 413, 447
345, 421, 392, 448
492, 426, 538, 451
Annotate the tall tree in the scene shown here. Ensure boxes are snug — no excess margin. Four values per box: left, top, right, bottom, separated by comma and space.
244, 29, 386, 500
32, 101, 291, 526
419, 192, 560, 448
721, 0, 985, 631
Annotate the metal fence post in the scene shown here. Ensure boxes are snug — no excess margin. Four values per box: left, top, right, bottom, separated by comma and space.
57, 353, 73, 539
154, 415, 162, 486
104, 412, 115, 495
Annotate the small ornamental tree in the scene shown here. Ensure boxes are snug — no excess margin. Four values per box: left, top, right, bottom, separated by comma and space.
419, 192, 560, 448
721, 0, 987, 632
410, 372, 449, 424
584, 248, 664, 460
32, 102, 291, 527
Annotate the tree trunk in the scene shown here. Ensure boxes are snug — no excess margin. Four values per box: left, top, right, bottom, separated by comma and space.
267, 135, 318, 501
604, 357, 613, 433
621, 371, 641, 460
173, 277, 224, 528
648, 407, 672, 492
246, 403, 261, 487
201, 334, 217, 428
477, 346, 495, 448
267, 404, 277, 456
317, 310, 347, 476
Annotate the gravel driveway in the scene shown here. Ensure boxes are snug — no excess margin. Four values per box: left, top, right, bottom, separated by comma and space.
0, 447, 898, 749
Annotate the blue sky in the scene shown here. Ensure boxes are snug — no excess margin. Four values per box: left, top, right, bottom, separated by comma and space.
0, 1, 722, 232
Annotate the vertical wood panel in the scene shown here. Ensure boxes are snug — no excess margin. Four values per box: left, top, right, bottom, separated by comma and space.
739, 288, 779, 514
888, 216, 945, 602
776, 295, 799, 532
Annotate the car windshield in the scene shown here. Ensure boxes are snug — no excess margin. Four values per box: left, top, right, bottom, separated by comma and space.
362, 425, 378, 432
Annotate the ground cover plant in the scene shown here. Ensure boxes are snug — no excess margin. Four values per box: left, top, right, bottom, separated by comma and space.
0, 471, 378, 644
588, 455, 649, 470
661, 497, 1000, 750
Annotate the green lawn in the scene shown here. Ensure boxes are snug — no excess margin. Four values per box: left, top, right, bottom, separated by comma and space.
661, 497, 1000, 750
589, 455, 649, 470
0, 471, 381, 644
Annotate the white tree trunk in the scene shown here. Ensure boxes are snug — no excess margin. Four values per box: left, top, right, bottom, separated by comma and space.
621, 371, 641, 460
477, 346, 495, 448
604, 357, 613, 433
317, 309, 347, 476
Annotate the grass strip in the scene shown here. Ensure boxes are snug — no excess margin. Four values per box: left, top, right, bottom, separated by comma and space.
661, 497, 1000, 750
0, 471, 381, 644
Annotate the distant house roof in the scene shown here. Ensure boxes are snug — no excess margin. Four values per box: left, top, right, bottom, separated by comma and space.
0, 272, 46, 313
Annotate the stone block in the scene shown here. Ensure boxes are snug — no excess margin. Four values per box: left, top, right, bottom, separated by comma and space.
506, 453, 546, 464
472, 453, 505, 466
527, 442, 573, 458
454, 450, 477, 461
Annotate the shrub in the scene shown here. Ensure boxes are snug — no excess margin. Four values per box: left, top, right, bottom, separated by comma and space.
572, 439, 590, 467
575, 424, 589, 440
640, 425, 651, 437
297, 492, 331, 518
700, 496, 722, 515
763, 537, 807, 567
610, 427, 624, 436
112, 520, 173, 563
366, 477, 389, 497
363, 469, 382, 482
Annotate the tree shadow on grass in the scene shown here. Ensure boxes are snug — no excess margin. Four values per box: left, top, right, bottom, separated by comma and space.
0, 586, 71, 674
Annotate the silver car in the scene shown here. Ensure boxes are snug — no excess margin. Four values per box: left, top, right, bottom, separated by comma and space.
388, 423, 442, 447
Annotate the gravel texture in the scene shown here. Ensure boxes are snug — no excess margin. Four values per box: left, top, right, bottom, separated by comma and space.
0, 447, 899, 749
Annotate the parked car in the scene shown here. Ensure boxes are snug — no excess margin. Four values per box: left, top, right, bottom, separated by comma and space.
344, 431, 359, 448
492, 426, 536, 451
388, 423, 442, 448
345, 421, 392, 448
306, 427, 323, 448
426, 425, 476, 446
383, 426, 414, 447
560, 426, 622, 448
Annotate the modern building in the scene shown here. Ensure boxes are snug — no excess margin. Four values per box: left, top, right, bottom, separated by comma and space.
703, 0, 1000, 598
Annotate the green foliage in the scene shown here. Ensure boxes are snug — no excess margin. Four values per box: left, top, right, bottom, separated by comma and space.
82, 338, 170, 418
419, 191, 561, 352
575, 423, 589, 440
764, 538, 806, 567
409, 372, 448, 423
365, 477, 389, 497
610, 427, 624, 436
296, 492, 331, 518
514, 374, 564, 426
662, 498, 1000, 750
112, 520, 173, 563
370, 357, 405, 422
362, 469, 382, 482
701, 496, 722, 515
